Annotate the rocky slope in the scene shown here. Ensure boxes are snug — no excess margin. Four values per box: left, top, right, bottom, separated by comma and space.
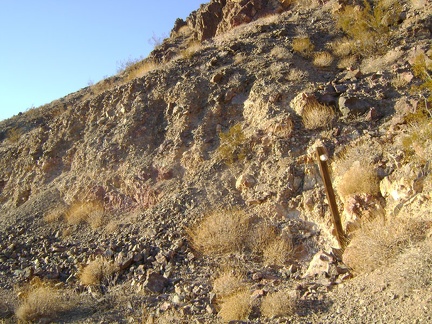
0, 0, 431, 322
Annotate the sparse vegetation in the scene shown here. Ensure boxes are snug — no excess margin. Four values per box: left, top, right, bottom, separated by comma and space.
313, 51, 334, 67
217, 123, 248, 165
336, 161, 380, 201
261, 289, 296, 318
213, 269, 247, 299
218, 289, 251, 323
333, 0, 402, 56
65, 201, 105, 229
179, 40, 202, 60
188, 209, 251, 256
15, 279, 77, 322
6, 127, 23, 143
79, 257, 119, 286
301, 101, 335, 129
292, 36, 314, 57
343, 216, 430, 273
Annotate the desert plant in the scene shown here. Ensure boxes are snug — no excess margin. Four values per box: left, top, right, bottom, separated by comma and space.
124, 59, 159, 82
43, 205, 67, 223
188, 209, 251, 256
337, 55, 358, 69
333, 0, 402, 56
301, 101, 335, 129
179, 40, 201, 60
213, 269, 247, 299
65, 200, 105, 229
217, 123, 248, 165
270, 45, 293, 60
343, 216, 430, 273
336, 161, 380, 201
262, 235, 293, 266
313, 51, 334, 67
79, 257, 119, 286
411, 48, 432, 108
15, 279, 77, 322
218, 289, 251, 323
7, 127, 23, 143
401, 116, 432, 162
261, 289, 296, 318
292, 36, 314, 57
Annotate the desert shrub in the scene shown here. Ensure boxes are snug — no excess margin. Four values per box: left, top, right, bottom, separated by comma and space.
343, 216, 430, 273
333, 0, 402, 56
15, 279, 77, 322
123, 59, 159, 82
43, 205, 67, 223
337, 55, 358, 69
313, 51, 334, 67
328, 37, 356, 57
401, 117, 432, 162
247, 220, 293, 266
213, 269, 247, 299
301, 101, 335, 129
270, 45, 293, 60
217, 123, 248, 165
65, 201, 105, 229
179, 40, 201, 60
79, 257, 119, 286
286, 68, 309, 81
7, 127, 23, 143
188, 209, 251, 256
262, 235, 293, 266
261, 289, 296, 318
411, 48, 432, 105
292, 36, 314, 57
218, 289, 251, 323
336, 161, 380, 200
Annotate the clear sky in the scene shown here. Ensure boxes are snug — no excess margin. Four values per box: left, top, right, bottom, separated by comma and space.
0, 0, 205, 121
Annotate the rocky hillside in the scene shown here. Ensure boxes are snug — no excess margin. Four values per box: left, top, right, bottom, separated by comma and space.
1, 0, 431, 322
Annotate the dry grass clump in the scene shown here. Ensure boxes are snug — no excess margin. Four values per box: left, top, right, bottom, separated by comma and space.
261, 289, 296, 318
270, 45, 293, 60
65, 201, 105, 229
79, 257, 119, 286
286, 68, 309, 81
401, 118, 432, 162
218, 289, 251, 323
336, 161, 380, 201
337, 55, 358, 69
301, 101, 336, 129
188, 209, 251, 256
213, 269, 247, 299
7, 127, 23, 143
333, 0, 402, 56
343, 216, 431, 273
292, 36, 314, 57
328, 37, 355, 58
179, 40, 202, 60
123, 59, 159, 82
15, 279, 77, 322
44, 205, 67, 223
217, 123, 248, 165
262, 235, 293, 266
313, 51, 334, 67
247, 220, 294, 266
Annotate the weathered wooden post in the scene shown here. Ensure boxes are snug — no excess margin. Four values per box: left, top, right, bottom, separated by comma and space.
315, 146, 346, 249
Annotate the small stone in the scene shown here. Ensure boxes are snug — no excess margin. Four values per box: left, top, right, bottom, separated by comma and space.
144, 271, 170, 293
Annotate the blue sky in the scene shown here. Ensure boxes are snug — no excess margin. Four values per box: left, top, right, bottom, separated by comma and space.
0, 1, 205, 121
